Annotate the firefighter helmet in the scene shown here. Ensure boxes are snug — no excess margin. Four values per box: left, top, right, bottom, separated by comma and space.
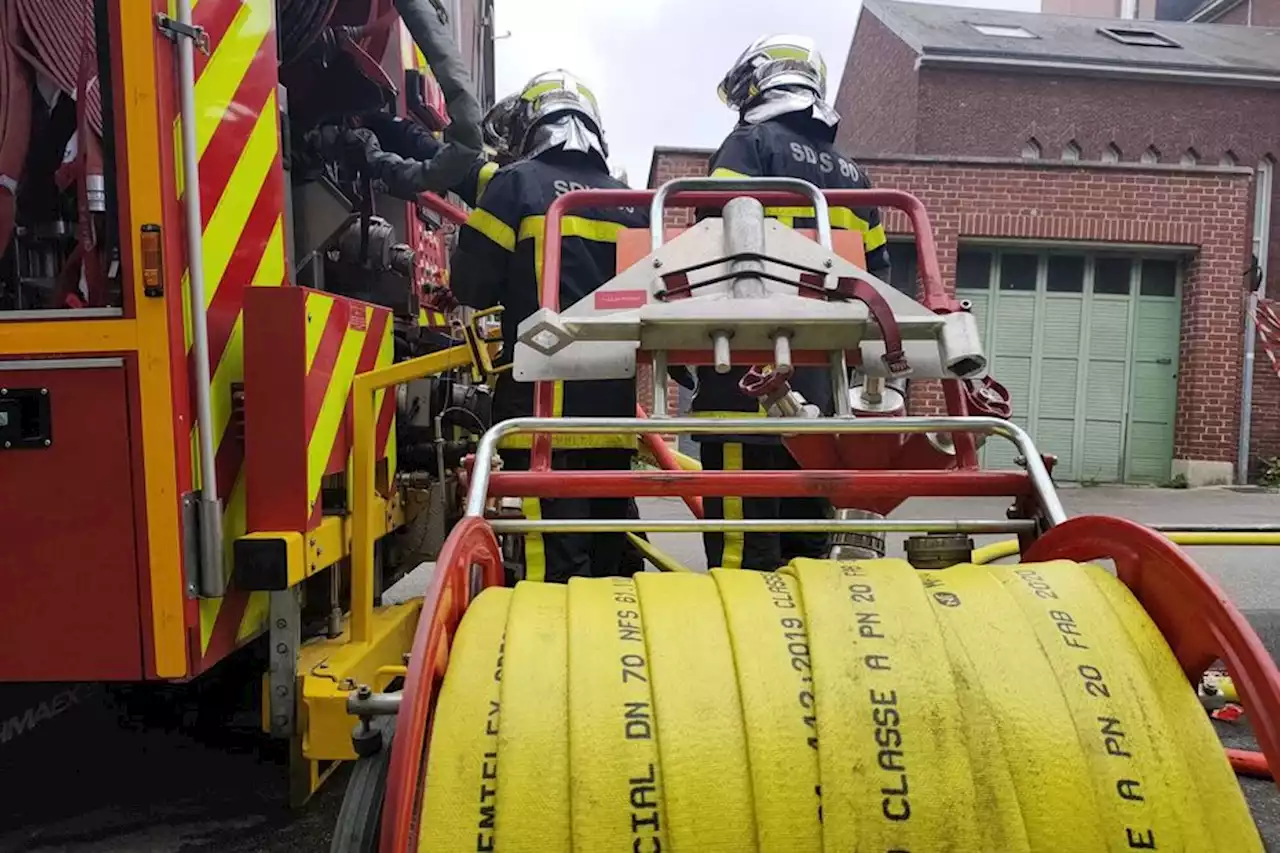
717, 34, 829, 113
511, 70, 608, 163
481, 93, 521, 165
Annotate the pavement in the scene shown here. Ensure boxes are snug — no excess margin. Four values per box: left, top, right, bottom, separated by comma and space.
2, 484, 1279, 851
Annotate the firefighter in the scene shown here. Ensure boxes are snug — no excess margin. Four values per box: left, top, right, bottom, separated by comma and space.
691, 34, 893, 572
318, 91, 519, 208
450, 70, 647, 583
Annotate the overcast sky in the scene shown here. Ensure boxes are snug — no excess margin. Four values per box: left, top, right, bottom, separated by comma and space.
493, 0, 1039, 185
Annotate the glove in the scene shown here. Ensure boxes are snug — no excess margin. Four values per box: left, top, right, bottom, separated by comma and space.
424, 284, 458, 313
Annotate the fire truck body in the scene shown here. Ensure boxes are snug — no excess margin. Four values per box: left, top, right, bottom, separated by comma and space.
0, 0, 463, 704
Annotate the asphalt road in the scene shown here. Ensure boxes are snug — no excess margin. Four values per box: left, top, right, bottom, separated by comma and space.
2, 485, 1279, 851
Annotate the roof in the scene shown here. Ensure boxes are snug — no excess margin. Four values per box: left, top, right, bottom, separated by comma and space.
865, 0, 1280, 83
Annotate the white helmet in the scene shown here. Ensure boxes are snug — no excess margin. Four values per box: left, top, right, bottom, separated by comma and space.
511, 70, 608, 164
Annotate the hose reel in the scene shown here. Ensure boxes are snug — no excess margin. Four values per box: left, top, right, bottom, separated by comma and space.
417, 560, 1262, 852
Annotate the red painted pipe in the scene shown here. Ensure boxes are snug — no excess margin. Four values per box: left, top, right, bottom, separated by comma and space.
1227, 748, 1272, 779
418, 190, 471, 227
636, 404, 704, 518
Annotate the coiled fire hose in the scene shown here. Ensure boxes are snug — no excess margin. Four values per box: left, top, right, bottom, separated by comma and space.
418, 560, 1261, 851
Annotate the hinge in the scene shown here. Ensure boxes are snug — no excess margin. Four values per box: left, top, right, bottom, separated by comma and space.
155, 13, 211, 55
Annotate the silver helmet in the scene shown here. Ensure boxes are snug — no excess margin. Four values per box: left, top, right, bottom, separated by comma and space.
511, 70, 608, 164
481, 92, 521, 165
717, 35, 838, 127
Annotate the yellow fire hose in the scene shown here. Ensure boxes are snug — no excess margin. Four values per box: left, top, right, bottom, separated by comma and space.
418, 560, 1260, 851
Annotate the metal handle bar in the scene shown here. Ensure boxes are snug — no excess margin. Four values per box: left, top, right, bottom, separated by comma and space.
416, 190, 471, 227
465, 416, 1065, 525
649, 177, 832, 252
539, 188, 955, 315
491, 518, 1037, 535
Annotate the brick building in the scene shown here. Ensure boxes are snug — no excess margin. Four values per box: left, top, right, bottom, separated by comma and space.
649, 2, 1278, 485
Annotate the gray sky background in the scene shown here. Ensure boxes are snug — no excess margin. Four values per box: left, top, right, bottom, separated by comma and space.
493, 0, 1039, 185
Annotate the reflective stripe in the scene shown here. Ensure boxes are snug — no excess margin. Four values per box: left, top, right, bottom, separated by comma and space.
517, 214, 627, 296
518, 214, 626, 245
711, 167, 748, 179
476, 161, 499, 203
764, 205, 867, 231
499, 433, 639, 450
863, 223, 887, 251
522, 497, 546, 582
690, 409, 767, 418
720, 443, 745, 570
466, 208, 516, 251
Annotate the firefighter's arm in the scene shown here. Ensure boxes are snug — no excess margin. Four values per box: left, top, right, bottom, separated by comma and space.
450, 171, 520, 309
857, 173, 892, 279
863, 207, 891, 280
392, 0, 481, 150
452, 159, 501, 209
358, 112, 443, 160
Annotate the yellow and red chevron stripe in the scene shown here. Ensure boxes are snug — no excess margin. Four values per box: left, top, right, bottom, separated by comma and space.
306, 294, 397, 527
173, 0, 287, 669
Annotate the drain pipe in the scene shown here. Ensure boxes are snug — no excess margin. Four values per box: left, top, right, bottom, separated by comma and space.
1238, 161, 1273, 485
171, 0, 225, 596
1238, 285, 1261, 485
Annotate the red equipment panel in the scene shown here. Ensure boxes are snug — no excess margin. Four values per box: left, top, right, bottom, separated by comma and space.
243, 287, 397, 535
0, 360, 143, 680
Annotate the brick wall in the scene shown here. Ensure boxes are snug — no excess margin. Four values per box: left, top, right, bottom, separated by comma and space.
835, 12, 920, 156
650, 149, 1257, 467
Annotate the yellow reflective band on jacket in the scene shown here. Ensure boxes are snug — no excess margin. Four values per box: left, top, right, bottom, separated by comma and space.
712, 167, 749, 179
520, 497, 545, 582
764, 206, 887, 250
498, 378, 637, 450
721, 442, 745, 570
691, 408, 768, 418
466, 207, 516, 251
517, 213, 627, 294
476, 161, 500, 204
419, 562, 1262, 853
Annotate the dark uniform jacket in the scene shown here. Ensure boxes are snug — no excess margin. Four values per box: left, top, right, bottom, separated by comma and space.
689, 111, 891, 435
451, 149, 647, 449
358, 112, 499, 207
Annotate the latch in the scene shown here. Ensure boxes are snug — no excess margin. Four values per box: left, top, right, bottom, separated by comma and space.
0, 387, 52, 450
155, 13, 210, 55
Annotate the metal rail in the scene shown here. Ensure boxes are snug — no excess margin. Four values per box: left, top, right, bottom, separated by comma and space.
491, 518, 1037, 535
648, 177, 833, 251
173, 0, 223, 597
466, 416, 1066, 528
538, 187, 956, 314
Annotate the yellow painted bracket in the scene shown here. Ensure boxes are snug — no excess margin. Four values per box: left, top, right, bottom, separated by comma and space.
234, 493, 404, 591
299, 600, 422, 761
352, 344, 475, 644
462, 305, 507, 383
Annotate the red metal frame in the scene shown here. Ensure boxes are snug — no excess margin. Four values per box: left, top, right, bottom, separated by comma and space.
1024, 515, 1280, 788
381, 516, 504, 853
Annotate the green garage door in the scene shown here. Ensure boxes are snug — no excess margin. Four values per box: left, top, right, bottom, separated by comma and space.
955, 249, 1181, 483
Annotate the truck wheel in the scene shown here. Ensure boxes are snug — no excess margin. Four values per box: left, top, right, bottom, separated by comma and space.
330, 717, 395, 853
